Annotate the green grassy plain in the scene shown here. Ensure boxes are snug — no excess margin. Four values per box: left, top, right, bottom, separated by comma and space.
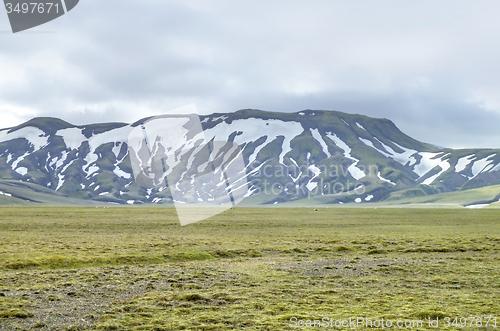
0, 207, 499, 330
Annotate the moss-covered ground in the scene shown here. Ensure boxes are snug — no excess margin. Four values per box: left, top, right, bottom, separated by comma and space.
0, 207, 498, 330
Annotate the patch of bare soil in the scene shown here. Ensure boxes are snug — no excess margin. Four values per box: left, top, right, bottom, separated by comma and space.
0, 265, 180, 330
271, 257, 447, 277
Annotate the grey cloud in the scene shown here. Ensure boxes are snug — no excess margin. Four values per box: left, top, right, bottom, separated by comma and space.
1, 0, 500, 148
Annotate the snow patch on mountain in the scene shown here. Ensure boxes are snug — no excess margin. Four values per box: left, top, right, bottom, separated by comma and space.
377, 171, 396, 185
288, 157, 302, 183
413, 153, 445, 177
455, 155, 475, 172
62, 159, 76, 173
359, 138, 391, 158
56, 128, 87, 150
56, 174, 65, 191
112, 143, 123, 158
306, 164, 321, 191
310, 128, 331, 158
360, 138, 454, 182
212, 115, 228, 122
113, 167, 131, 179
359, 138, 418, 166
465, 203, 489, 209
421, 160, 450, 185
55, 151, 69, 170
326, 132, 365, 180
491, 162, 500, 172
471, 154, 496, 178
15, 167, 27, 175
49, 155, 58, 170
0, 126, 49, 151
355, 122, 366, 130
82, 126, 132, 177
11, 152, 29, 169
84, 165, 99, 178
133, 116, 203, 179
203, 118, 304, 165
389, 142, 418, 166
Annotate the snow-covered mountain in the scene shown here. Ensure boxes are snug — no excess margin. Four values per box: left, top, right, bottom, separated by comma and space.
1, 109, 500, 205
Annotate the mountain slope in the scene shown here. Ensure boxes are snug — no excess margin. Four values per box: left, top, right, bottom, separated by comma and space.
0, 179, 108, 206
1, 109, 500, 206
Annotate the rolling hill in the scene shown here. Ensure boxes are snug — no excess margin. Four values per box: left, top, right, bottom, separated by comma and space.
1, 109, 500, 207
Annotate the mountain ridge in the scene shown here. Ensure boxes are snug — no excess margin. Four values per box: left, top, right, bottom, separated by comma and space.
1, 109, 500, 207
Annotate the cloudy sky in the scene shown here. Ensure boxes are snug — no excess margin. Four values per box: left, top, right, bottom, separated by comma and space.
1, 0, 500, 148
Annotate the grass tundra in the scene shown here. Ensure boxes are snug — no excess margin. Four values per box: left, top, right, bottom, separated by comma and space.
0, 207, 499, 330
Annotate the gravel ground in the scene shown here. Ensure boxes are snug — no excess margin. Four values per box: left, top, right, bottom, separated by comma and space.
0, 265, 181, 331
271, 257, 449, 277
0, 257, 452, 330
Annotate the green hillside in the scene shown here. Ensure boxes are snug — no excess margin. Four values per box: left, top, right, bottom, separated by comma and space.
1, 109, 500, 206
0, 180, 107, 206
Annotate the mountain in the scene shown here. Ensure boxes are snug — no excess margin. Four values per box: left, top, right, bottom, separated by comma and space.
1, 109, 500, 207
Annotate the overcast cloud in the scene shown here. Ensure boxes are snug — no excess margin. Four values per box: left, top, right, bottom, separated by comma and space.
1, 0, 500, 148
